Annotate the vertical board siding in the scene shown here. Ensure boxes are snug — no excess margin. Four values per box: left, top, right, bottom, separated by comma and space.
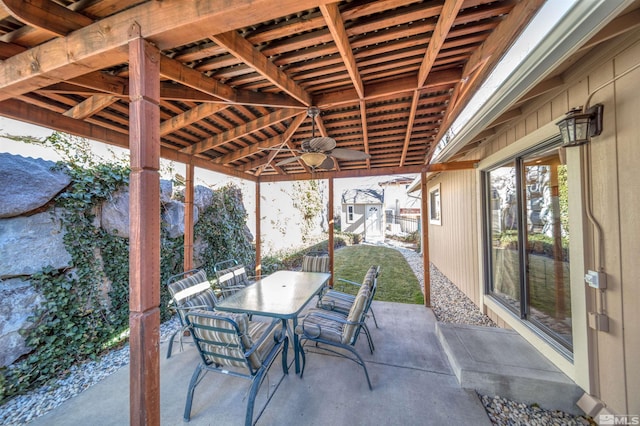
429, 169, 480, 306
474, 34, 640, 412
586, 59, 627, 413
615, 41, 640, 414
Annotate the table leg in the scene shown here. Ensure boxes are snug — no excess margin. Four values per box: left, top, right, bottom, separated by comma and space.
281, 318, 301, 374
292, 317, 301, 374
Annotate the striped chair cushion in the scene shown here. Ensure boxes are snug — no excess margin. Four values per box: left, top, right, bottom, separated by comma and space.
362, 265, 378, 289
302, 255, 330, 273
296, 309, 344, 343
217, 265, 254, 289
342, 286, 370, 344
318, 293, 353, 314
217, 267, 239, 288
168, 270, 217, 309
188, 311, 276, 370
231, 264, 253, 286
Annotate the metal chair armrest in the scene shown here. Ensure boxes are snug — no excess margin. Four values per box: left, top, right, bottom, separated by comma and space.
244, 318, 284, 358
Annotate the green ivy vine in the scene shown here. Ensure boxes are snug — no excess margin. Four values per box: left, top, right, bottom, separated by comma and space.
194, 184, 256, 276
0, 133, 254, 402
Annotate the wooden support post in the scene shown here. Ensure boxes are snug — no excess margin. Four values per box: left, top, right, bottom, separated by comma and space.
328, 178, 334, 287
255, 181, 262, 279
184, 162, 195, 272
420, 171, 431, 307
128, 31, 161, 426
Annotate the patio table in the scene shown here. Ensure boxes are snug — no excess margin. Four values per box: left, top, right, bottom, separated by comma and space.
215, 270, 331, 374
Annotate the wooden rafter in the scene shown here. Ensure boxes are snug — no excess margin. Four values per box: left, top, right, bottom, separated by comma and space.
359, 100, 370, 168
0, 0, 93, 36
0, 0, 332, 100
428, 0, 546, 160
62, 94, 117, 120
400, 91, 420, 167
180, 108, 300, 155
160, 103, 229, 136
320, 2, 364, 99
210, 30, 311, 106
416, 0, 464, 88
216, 112, 306, 164
0, 0, 541, 180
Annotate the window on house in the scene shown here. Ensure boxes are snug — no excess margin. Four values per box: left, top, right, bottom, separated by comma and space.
484, 141, 572, 353
347, 205, 354, 223
429, 184, 441, 225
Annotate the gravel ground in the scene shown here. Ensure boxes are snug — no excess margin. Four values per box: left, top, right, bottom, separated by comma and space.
0, 318, 182, 426
1, 242, 593, 425
388, 242, 593, 426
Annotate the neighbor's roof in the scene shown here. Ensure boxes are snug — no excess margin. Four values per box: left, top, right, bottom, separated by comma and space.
0, 0, 543, 182
341, 188, 384, 204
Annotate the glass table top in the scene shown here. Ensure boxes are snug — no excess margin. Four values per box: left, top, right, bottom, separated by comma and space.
215, 270, 331, 319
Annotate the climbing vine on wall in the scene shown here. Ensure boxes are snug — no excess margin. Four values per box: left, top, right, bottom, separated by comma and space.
194, 184, 255, 275
289, 179, 325, 243
0, 133, 254, 402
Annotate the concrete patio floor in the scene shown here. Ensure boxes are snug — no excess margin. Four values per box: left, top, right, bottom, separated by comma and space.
27, 301, 492, 426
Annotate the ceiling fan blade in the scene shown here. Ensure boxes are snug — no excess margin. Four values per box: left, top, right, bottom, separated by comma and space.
275, 156, 303, 166
329, 148, 371, 160
318, 156, 335, 170
305, 137, 336, 152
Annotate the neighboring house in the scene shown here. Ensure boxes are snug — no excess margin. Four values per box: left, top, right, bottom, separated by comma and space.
378, 176, 420, 235
409, 2, 639, 418
340, 188, 383, 242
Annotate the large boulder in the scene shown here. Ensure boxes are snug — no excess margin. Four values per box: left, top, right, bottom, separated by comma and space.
0, 153, 71, 218
101, 181, 179, 238
162, 200, 199, 239
0, 277, 44, 367
101, 188, 129, 237
0, 210, 72, 277
194, 185, 214, 212
160, 179, 173, 204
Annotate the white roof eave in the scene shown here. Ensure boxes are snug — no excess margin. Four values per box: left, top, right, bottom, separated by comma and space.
431, 0, 635, 164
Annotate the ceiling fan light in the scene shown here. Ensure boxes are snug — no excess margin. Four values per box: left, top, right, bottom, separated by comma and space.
301, 152, 327, 167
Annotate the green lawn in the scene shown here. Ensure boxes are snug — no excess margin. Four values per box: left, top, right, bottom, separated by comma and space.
333, 244, 424, 304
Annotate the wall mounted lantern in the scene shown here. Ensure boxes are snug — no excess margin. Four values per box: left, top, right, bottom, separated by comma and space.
556, 103, 604, 147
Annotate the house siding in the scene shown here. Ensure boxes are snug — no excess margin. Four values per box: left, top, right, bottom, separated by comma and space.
431, 28, 640, 414
428, 170, 480, 306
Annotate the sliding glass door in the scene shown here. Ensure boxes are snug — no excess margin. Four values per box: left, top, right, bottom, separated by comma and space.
485, 142, 572, 352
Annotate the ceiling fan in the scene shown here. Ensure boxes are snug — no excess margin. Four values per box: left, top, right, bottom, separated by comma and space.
275, 107, 371, 169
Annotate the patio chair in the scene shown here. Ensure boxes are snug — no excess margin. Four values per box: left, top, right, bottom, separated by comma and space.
183, 310, 288, 425
166, 269, 219, 359
296, 282, 373, 390
301, 251, 330, 273
214, 259, 257, 298
318, 265, 380, 331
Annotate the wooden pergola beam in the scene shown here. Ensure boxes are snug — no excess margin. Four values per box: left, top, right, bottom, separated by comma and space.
0, 98, 259, 182
314, 69, 461, 108
0, 0, 92, 36
400, 91, 420, 167
0, 0, 332, 101
220, 112, 307, 165
320, 2, 364, 99
427, 160, 477, 172
180, 108, 300, 155
160, 103, 229, 136
210, 30, 312, 106
63, 94, 118, 120
416, 0, 464, 88
359, 100, 371, 168
427, 0, 545, 159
